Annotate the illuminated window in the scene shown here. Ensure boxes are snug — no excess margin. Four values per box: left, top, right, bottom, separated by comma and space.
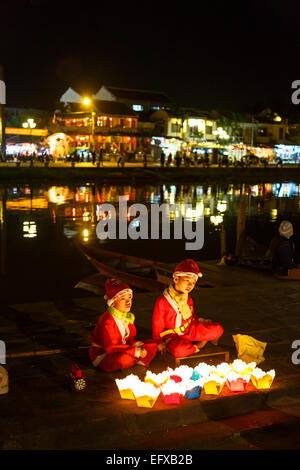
132, 104, 143, 111
206, 124, 213, 135
171, 123, 181, 133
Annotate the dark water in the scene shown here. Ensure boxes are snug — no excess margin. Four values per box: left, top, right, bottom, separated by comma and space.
0, 181, 299, 303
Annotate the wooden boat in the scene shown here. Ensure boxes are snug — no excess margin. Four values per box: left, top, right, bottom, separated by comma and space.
75, 241, 214, 293
75, 242, 166, 292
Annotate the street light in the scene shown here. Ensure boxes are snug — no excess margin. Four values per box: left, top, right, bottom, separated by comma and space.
82, 98, 95, 152
22, 119, 37, 163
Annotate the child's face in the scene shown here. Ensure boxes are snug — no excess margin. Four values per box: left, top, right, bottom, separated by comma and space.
112, 293, 133, 313
173, 275, 196, 294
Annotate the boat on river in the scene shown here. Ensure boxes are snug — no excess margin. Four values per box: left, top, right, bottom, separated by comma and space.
75, 242, 166, 292
75, 242, 213, 293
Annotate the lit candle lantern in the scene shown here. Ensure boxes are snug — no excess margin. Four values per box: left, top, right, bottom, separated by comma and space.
145, 370, 169, 387
115, 374, 141, 400
161, 379, 185, 404
203, 373, 226, 395
250, 368, 275, 390
214, 362, 233, 378
168, 365, 193, 383
133, 382, 161, 408
184, 378, 204, 399
226, 371, 250, 392
231, 359, 256, 377
193, 362, 213, 379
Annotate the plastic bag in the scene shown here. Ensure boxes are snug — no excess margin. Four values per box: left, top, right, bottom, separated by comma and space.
0, 365, 8, 395
233, 334, 267, 365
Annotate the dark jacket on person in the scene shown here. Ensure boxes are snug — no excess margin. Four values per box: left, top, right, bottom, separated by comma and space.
269, 235, 299, 275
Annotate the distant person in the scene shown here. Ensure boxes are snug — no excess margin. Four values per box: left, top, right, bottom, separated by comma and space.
175, 150, 181, 167
167, 153, 172, 167
92, 151, 96, 165
204, 152, 210, 168
160, 151, 166, 167
118, 152, 126, 168
98, 148, 104, 167
143, 151, 147, 167
268, 220, 300, 279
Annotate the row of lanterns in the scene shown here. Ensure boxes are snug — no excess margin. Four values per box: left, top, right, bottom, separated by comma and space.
115, 359, 275, 408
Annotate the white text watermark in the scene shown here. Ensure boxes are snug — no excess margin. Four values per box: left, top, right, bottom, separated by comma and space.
96, 196, 204, 250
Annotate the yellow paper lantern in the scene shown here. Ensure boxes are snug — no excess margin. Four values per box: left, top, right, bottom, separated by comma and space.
250, 368, 275, 390
115, 374, 141, 400
145, 370, 169, 387
133, 382, 160, 408
203, 373, 226, 395
230, 359, 256, 377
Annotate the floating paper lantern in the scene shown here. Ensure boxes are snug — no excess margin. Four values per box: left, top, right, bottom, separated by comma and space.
250, 368, 275, 390
203, 373, 226, 395
184, 378, 204, 399
231, 359, 256, 377
145, 370, 169, 387
161, 379, 185, 404
226, 371, 250, 392
194, 362, 213, 379
214, 362, 233, 378
133, 381, 160, 408
115, 374, 141, 400
168, 365, 193, 383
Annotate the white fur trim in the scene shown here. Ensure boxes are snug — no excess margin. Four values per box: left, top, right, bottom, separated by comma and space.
173, 271, 203, 279
106, 288, 133, 306
163, 288, 184, 333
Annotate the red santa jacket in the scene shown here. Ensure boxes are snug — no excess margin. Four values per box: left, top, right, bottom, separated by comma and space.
89, 310, 137, 364
152, 290, 197, 343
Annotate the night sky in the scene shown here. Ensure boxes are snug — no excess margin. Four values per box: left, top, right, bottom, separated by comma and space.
1, 0, 300, 116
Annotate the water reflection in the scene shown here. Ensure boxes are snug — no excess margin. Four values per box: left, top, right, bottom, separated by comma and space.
4, 182, 300, 245
2, 180, 300, 302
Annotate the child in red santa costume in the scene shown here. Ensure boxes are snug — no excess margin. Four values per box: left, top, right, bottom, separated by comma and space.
89, 278, 157, 372
152, 259, 224, 358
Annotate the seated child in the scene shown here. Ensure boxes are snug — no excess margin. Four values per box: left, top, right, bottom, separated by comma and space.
152, 259, 224, 358
89, 278, 157, 372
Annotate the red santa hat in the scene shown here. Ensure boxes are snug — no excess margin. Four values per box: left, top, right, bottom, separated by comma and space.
104, 278, 133, 306
173, 259, 203, 280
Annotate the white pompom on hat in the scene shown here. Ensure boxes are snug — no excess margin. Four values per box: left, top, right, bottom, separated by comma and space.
279, 220, 293, 239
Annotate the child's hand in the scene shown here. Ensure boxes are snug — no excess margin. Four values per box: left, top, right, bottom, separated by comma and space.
139, 348, 147, 359
158, 343, 167, 354
202, 318, 213, 324
134, 341, 144, 347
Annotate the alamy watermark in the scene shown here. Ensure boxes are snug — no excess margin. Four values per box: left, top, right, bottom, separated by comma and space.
291, 80, 300, 105
0, 340, 6, 364
95, 196, 204, 250
291, 340, 300, 365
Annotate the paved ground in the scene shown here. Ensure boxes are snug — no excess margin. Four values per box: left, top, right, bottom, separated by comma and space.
1, 261, 300, 449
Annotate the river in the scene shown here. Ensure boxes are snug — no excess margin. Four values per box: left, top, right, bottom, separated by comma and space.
0, 180, 299, 303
